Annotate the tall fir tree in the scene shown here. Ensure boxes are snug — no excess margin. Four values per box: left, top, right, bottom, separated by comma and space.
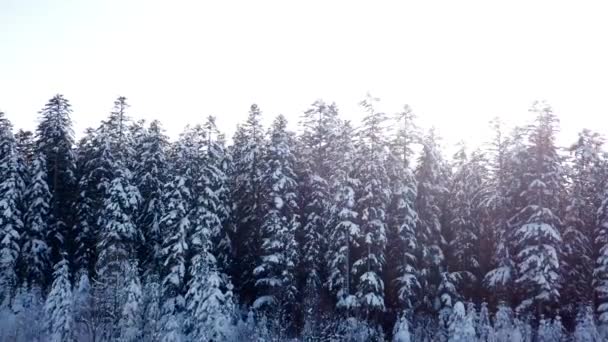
326, 121, 360, 314
44, 257, 74, 342
385, 105, 419, 313
0, 112, 26, 307
483, 118, 516, 304
21, 153, 52, 288
352, 94, 390, 320
562, 130, 604, 317
512, 101, 563, 316
297, 100, 340, 332
415, 129, 453, 314
253, 115, 299, 332
133, 120, 169, 278
35, 95, 77, 267
231, 104, 266, 304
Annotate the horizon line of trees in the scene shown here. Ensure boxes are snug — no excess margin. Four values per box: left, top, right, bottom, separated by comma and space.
1, 94, 608, 341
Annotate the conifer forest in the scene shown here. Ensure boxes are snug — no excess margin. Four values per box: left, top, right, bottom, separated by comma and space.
3, 94, 608, 342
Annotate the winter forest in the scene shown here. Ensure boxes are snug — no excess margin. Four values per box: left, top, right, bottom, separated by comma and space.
0, 94, 607, 342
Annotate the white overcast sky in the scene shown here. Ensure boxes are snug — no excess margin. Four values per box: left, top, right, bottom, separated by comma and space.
1, 0, 608, 152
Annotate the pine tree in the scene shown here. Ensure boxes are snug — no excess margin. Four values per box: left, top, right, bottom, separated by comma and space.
513, 101, 563, 316
119, 262, 143, 342
595, 182, 608, 330
94, 163, 141, 339
484, 118, 517, 304
562, 130, 604, 316
392, 313, 412, 342
14, 129, 35, 165
326, 121, 360, 313
415, 129, 450, 313
159, 143, 192, 341
352, 94, 390, 319
231, 104, 266, 304
253, 115, 299, 330
134, 120, 169, 278
141, 277, 162, 341
72, 272, 94, 341
0, 112, 26, 307
298, 100, 339, 320
44, 258, 74, 342
35, 95, 77, 266
385, 105, 419, 313
73, 128, 106, 277
446, 145, 485, 299
574, 306, 602, 341
447, 302, 476, 342
186, 253, 236, 341
21, 153, 52, 288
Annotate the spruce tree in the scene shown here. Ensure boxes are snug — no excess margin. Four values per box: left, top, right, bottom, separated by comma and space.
134, 119, 169, 278
352, 94, 390, 319
44, 257, 74, 342
562, 130, 604, 316
159, 136, 192, 341
35, 95, 77, 266
253, 115, 299, 329
231, 104, 266, 304
297, 100, 339, 320
326, 121, 360, 313
385, 105, 419, 312
21, 153, 52, 288
484, 118, 517, 304
415, 129, 451, 313
513, 101, 563, 316
0, 112, 26, 307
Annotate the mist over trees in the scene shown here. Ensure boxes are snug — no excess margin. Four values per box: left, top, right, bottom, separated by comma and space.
1, 94, 608, 341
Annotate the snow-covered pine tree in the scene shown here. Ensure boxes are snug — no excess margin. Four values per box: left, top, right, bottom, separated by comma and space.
392, 313, 412, 342
297, 100, 340, 322
185, 251, 236, 341
595, 177, 608, 333
141, 277, 162, 341
185, 117, 237, 341
415, 129, 451, 313
21, 153, 52, 289
478, 302, 495, 342
133, 119, 169, 279
35, 95, 77, 267
484, 118, 517, 304
197, 117, 234, 275
159, 135, 193, 341
352, 94, 390, 320
44, 257, 74, 342
574, 305, 602, 341
562, 130, 604, 316
73, 128, 105, 277
119, 261, 143, 342
326, 121, 360, 314
94, 162, 141, 339
512, 101, 563, 316
493, 303, 514, 342
447, 301, 476, 342
14, 129, 35, 165
253, 115, 299, 334
93, 97, 143, 340
72, 272, 94, 341
0, 112, 26, 308
385, 105, 419, 313
213, 131, 234, 274
231, 104, 266, 304
446, 145, 485, 300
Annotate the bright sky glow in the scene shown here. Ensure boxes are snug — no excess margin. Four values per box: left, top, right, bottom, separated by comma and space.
1, 0, 608, 151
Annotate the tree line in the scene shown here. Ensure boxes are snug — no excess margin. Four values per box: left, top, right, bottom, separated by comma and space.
0, 94, 607, 341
